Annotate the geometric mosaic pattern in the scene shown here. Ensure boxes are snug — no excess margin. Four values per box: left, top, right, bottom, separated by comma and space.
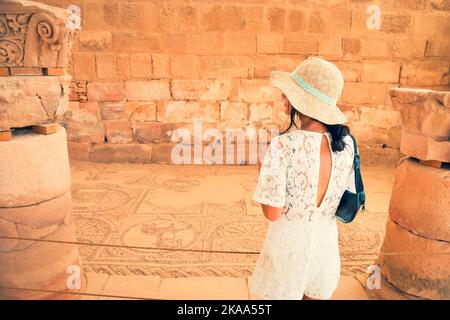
71, 162, 395, 279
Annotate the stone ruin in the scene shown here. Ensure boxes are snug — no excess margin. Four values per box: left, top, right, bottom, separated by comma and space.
0, 0, 449, 300
373, 88, 450, 299
0, 0, 85, 299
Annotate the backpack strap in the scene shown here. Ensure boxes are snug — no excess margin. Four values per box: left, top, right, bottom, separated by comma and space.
349, 134, 365, 194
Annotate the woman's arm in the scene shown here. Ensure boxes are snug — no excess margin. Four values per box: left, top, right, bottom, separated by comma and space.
253, 134, 284, 221
260, 204, 283, 222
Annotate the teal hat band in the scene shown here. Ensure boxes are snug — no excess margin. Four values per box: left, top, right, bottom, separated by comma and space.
290, 72, 337, 106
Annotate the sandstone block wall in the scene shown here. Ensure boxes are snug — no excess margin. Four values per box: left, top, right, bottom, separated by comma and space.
21, 1, 450, 165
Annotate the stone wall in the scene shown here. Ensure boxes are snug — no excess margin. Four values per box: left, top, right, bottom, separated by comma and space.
34, 0, 450, 165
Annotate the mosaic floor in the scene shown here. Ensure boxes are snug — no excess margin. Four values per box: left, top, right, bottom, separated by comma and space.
71, 161, 395, 281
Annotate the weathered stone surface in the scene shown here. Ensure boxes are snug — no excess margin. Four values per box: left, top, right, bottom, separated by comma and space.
125, 80, 171, 100
0, 224, 84, 299
0, 217, 19, 252
0, 192, 71, 229
95, 53, 116, 79
104, 121, 133, 144
168, 122, 233, 144
79, 102, 100, 120
73, 53, 96, 81
281, 36, 318, 54
257, 33, 281, 54
342, 38, 361, 55
361, 61, 401, 83
199, 56, 254, 78
130, 53, 152, 78
133, 122, 176, 143
62, 109, 105, 144
342, 82, 386, 105
389, 158, 450, 241
0, 0, 76, 68
0, 76, 69, 130
390, 88, 450, 161
90, 144, 152, 163
380, 14, 412, 33
0, 127, 71, 207
87, 81, 125, 102
152, 54, 170, 79
78, 31, 112, 50
150, 142, 177, 164
170, 55, 199, 78
378, 219, 450, 300
238, 79, 280, 103
158, 101, 220, 123
249, 103, 273, 123
390, 88, 450, 140
67, 142, 91, 161
220, 102, 248, 122
358, 144, 403, 167
100, 102, 126, 121
359, 107, 401, 129
400, 130, 450, 162
116, 54, 130, 79
125, 101, 157, 122
171, 79, 232, 101
16, 223, 59, 248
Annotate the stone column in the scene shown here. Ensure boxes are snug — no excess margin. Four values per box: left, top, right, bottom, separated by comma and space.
0, 0, 85, 299
375, 88, 450, 300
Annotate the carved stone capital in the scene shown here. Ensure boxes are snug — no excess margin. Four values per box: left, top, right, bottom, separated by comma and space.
0, 0, 77, 68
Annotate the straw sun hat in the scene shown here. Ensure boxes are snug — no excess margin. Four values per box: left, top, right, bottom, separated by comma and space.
270, 57, 348, 125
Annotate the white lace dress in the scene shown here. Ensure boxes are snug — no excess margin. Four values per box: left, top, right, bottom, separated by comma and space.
249, 129, 356, 300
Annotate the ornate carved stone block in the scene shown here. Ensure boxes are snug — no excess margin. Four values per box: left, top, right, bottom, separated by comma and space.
390, 88, 450, 162
0, 0, 76, 68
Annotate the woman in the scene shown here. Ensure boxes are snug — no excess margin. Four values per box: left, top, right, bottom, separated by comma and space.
250, 57, 356, 300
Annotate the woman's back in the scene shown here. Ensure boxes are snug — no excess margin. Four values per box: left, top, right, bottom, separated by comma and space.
253, 129, 355, 222
317, 134, 333, 208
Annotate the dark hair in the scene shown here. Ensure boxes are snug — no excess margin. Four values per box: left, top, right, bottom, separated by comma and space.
281, 106, 350, 152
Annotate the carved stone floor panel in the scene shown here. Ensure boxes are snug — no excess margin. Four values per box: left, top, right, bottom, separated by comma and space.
70, 161, 395, 280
